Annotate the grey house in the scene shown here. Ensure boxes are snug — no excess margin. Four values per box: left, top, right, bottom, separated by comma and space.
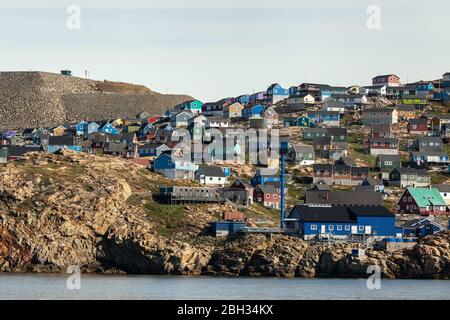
389, 168, 430, 188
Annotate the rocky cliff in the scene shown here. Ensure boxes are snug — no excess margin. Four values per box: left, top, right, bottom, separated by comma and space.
0, 72, 192, 130
0, 151, 449, 279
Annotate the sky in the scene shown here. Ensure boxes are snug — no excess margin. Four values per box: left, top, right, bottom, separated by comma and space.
0, 0, 449, 101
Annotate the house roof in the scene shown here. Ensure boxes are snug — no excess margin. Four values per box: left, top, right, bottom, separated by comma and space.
335, 156, 356, 167
407, 188, 446, 207
326, 128, 347, 136
313, 137, 332, 145
408, 118, 428, 125
411, 151, 448, 157
377, 154, 401, 162
292, 145, 314, 154
363, 176, 383, 186
231, 178, 253, 189
399, 218, 443, 229
257, 168, 279, 177
305, 190, 382, 206
104, 142, 126, 153
373, 74, 399, 79
396, 104, 416, 112
48, 136, 76, 146
371, 124, 391, 132
347, 206, 394, 217
432, 184, 450, 193
259, 184, 279, 194
352, 167, 370, 174
363, 108, 395, 114
288, 205, 353, 222
7, 145, 43, 157
197, 164, 225, 177
394, 167, 428, 176
313, 164, 333, 171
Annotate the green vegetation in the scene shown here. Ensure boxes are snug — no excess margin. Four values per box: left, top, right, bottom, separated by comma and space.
430, 173, 449, 185
143, 201, 186, 237
242, 203, 280, 226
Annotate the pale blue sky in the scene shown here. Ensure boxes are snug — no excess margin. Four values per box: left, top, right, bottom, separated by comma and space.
0, 0, 449, 101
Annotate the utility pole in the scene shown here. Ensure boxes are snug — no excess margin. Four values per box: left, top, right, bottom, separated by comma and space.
280, 153, 286, 229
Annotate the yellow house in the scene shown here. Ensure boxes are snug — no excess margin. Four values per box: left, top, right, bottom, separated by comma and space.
396, 104, 416, 120
224, 102, 244, 118
112, 118, 123, 127
52, 125, 66, 136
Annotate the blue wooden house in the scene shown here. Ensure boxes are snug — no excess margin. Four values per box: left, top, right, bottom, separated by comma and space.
400, 218, 445, 238
99, 122, 119, 135
138, 143, 171, 157
153, 152, 198, 180
47, 136, 82, 153
242, 104, 264, 120
84, 122, 100, 137
286, 205, 399, 240
76, 121, 88, 136
138, 122, 156, 139
251, 168, 281, 187
235, 95, 250, 106
210, 221, 246, 237
266, 83, 289, 104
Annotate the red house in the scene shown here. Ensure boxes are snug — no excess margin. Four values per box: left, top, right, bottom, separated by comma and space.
371, 124, 391, 138
369, 138, 399, 156
397, 188, 447, 216
253, 184, 280, 209
372, 74, 400, 87
407, 118, 428, 135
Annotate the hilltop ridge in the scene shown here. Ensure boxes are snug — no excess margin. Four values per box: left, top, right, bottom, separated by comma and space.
0, 71, 192, 129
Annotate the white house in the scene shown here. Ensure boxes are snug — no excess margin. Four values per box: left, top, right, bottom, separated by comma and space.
288, 93, 315, 105
322, 100, 346, 113
432, 184, 450, 206
195, 164, 227, 187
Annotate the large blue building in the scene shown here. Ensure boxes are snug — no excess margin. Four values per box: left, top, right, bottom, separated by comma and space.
286, 205, 400, 240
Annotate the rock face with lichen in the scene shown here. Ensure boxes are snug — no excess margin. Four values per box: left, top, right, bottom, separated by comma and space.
0, 151, 449, 279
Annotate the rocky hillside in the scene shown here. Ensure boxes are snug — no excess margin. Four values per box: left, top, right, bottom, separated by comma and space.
0, 151, 449, 279
0, 71, 192, 130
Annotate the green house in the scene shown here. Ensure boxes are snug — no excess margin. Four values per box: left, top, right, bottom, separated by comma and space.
125, 123, 142, 133
178, 100, 203, 114
303, 128, 327, 141
296, 116, 314, 127
376, 154, 401, 171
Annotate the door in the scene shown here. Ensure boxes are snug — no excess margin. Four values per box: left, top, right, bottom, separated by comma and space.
365, 226, 372, 234
321, 225, 326, 234
351, 226, 358, 234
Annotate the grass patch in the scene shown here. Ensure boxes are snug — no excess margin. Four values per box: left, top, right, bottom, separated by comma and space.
143, 201, 186, 237
431, 173, 449, 185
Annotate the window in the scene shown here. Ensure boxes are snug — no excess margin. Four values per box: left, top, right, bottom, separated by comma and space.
358, 226, 364, 231
337, 225, 343, 231
328, 225, 334, 231
403, 197, 407, 203
345, 225, 350, 231
311, 224, 317, 231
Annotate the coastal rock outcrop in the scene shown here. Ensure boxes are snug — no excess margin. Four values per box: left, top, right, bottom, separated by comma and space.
0, 151, 449, 279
